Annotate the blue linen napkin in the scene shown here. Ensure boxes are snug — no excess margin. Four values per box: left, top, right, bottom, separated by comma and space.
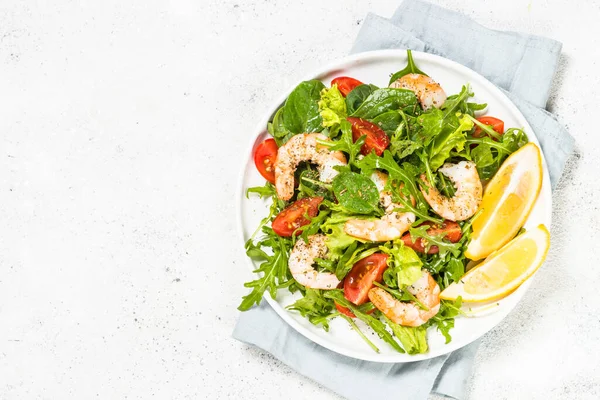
234, 1, 574, 399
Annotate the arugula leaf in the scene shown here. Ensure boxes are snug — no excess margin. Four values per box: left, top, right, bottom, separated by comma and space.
324, 290, 405, 353
388, 49, 428, 85
318, 84, 347, 135
332, 171, 381, 215
407, 224, 462, 258
351, 88, 418, 120
430, 297, 463, 343
317, 119, 364, 166
382, 315, 429, 354
442, 84, 486, 117
298, 168, 334, 200
283, 80, 326, 134
287, 289, 336, 331
356, 150, 426, 209
340, 314, 380, 353
238, 234, 292, 311
445, 258, 465, 285
466, 124, 528, 179
346, 83, 378, 115
246, 182, 276, 199
388, 115, 422, 160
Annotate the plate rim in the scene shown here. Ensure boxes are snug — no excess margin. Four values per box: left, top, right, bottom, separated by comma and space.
235, 49, 553, 363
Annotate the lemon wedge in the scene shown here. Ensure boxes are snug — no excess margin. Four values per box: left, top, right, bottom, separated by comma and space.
441, 224, 550, 302
465, 142, 543, 261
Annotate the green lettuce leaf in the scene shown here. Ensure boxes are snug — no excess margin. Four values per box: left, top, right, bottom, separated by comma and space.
383, 315, 429, 354
318, 84, 347, 134
381, 240, 423, 288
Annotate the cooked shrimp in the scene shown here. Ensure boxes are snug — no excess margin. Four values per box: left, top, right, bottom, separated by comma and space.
420, 161, 482, 221
274, 133, 347, 201
368, 270, 440, 327
344, 171, 416, 241
288, 233, 340, 289
389, 73, 447, 110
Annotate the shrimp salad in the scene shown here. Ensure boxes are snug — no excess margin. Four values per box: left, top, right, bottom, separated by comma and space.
239, 50, 528, 355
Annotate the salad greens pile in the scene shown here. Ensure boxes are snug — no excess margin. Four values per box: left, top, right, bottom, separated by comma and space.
240, 50, 527, 355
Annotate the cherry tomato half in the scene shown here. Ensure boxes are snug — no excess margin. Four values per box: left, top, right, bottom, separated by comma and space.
401, 221, 462, 254
331, 76, 363, 97
335, 302, 357, 318
334, 302, 376, 318
271, 197, 323, 237
344, 253, 389, 305
473, 116, 504, 138
254, 138, 278, 183
346, 117, 390, 156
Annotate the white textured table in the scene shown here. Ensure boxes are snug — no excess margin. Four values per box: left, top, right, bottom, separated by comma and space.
1, 1, 598, 399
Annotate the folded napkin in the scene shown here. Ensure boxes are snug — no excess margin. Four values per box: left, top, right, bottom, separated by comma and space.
234, 1, 574, 399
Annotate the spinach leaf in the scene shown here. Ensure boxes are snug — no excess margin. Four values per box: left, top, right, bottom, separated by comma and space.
388, 49, 428, 85
371, 110, 402, 134
268, 107, 294, 146
332, 171, 381, 215
283, 80, 326, 134
346, 84, 378, 115
351, 88, 418, 120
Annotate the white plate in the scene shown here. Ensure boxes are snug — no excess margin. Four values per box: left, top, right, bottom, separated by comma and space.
236, 50, 552, 362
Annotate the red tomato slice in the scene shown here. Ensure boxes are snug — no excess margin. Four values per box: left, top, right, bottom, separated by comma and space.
271, 197, 323, 237
344, 253, 389, 305
473, 116, 504, 138
253, 138, 278, 183
346, 117, 390, 156
401, 221, 462, 254
331, 76, 363, 97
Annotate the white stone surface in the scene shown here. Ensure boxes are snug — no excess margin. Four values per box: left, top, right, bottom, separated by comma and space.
0, 0, 599, 399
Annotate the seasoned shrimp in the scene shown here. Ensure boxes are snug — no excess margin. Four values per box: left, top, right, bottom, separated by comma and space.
368, 270, 440, 327
344, 171, 416, 241
420, 161, 482, 221
288, 233, 340, 289
389, 73, 447, 110
274, 133, 347, 201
